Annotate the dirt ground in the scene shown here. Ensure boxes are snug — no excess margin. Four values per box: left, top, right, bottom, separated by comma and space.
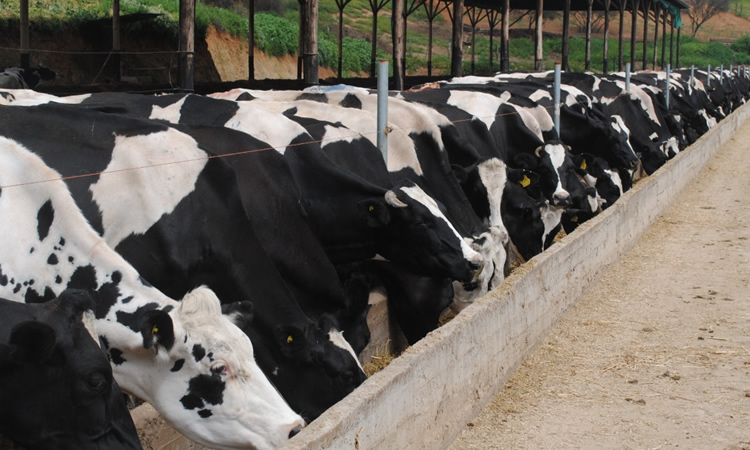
449, 118, 750, 449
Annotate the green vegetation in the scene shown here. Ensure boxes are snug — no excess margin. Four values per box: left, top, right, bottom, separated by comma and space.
1, 0, 749, 76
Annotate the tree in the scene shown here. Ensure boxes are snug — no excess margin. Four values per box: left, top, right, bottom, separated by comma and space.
686, 0, 730, 37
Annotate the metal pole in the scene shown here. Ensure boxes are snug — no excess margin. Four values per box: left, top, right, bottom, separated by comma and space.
707, 64, 711, 88
377, 59, 389, 165
625, 62, 631, 94
690, 65, 694, 88
720, 64, 723, 85
665, 64, 670, 110
554, 62, 561, 135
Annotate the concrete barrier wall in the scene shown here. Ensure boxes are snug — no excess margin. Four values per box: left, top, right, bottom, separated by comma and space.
276, 102, 750, 450
133, 102, 750, 450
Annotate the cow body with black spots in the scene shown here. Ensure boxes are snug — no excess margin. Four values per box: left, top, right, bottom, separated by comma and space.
0, 289, 142, 450
0, 103, 306, 450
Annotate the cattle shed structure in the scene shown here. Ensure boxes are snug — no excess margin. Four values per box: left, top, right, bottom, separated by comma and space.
10, 0, 687, 91
124, 91, 750, 450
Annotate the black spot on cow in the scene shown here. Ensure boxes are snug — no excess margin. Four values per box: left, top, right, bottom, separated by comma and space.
97, 273, 123, 317
171, 359, 185, 372
179, 374, 225, 412
207, 352, 214, 362
111, 271, 122, 284
192, 344, 206, 362
0, 265, 7, 286
109, 347, 126, 365
339, 93, 363, 109
59, 237, 65, 247
115, 302, 161, 333
121, 295, 133, 304
55, 275, 62, 284
297, 92, 328, 103
162, 305, 174, 314
36, 200, 54, 241
47, 253, 58, 265
68, 256, 75, 263
24, 286, 56, 304
198, 409, 212, 418
235, 92, 255, 101
29, 247, 34, 254
13, 283, 21, 294
139, 276, 152, 288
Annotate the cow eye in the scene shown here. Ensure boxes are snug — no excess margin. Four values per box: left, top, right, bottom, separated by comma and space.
87, 373, 107, 391
211, 363, 228, 377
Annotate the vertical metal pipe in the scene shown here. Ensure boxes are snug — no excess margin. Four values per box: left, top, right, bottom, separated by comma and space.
690, 65, 694, 88
625, 62, 631, 94
377, 60, 389, 165
665, 64, 671, 110
554, 63, 561, 135
720, 64, 723, 85
707, 64, 711, 88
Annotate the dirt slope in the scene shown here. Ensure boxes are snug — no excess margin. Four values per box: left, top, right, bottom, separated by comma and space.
449, 116, 750, 449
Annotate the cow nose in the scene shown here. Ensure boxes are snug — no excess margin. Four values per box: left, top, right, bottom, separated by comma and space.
289, 424, 303, 439
553, 191, 570, 206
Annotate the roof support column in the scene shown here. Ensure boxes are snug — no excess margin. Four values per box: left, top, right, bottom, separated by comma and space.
585, 0, 593, 72
642, 0, 650, 71
113, 0, 121, 83
301, 0, 319, 85
393, 0, 406, 88
653, 3, 660, 70
20, 0, 29, 69
535, 0, 544, 71
178, 0, 195, 92
451, 0, 464, 77
501, 0, 509, 72
676, 23, 681, 68
603, 0, 611, 74
661, 6, 667, 69
248, 0, 255, 80
618, 0, 625, 72
562, 0, 570, 71
631, 0, 639, 70
669, 15, 675, 67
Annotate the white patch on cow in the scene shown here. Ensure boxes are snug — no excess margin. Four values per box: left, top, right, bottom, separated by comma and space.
228, 101, 310, 154
540, 203, 564, 249
610, 115, 638, 159
604, 169, 624, 197
649, 132, 659, 141
0, 89, 90, 106
328, 330, 363, 371
529, 89, 552, 103
399, 185, 482, 264
446, 90, 511, 130
477, 158, 507, 230
320, 124, 360, 148
81, 310, 100, 346
542, 143, 569, 201
561, 84, 592, 108
149, 96, 187, 123
661, 136, 680, 156
698, 109, 717, 129
445, 75, 494, 84
90, 129, 208, 247
514, 104, 548, 139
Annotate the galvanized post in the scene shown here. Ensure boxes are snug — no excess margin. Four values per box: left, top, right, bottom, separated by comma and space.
690, 65, 694, 88
553, 63, 561, 136
665, 64, 671, 110
625, 62, 631, 94
377, 59, 389, 165
720, 64, 723, 85
707, 64, 711, 88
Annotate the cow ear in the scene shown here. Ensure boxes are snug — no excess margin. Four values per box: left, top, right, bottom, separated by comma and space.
139, 310, 175, 351
274, 325, 311, 360
221, 301, 255, 330
8, 321, 57, 363
357, 199, 391, 227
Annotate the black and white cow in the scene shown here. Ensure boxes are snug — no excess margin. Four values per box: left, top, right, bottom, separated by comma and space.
0, 289, 142, 450
0, 104, 306, 450
0, 66, 56, 90
0, 99, 368, 423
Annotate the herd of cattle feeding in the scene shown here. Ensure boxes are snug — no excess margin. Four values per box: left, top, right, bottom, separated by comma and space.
0, 67, 747, 449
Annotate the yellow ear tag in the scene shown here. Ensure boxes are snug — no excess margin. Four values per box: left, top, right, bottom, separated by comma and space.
286, 335, 294, 344
580, 159, 588, 170
369, 205, 375, 212
571, 216, 579, 223
520, 175, 531, 188
152, 325, 159, 335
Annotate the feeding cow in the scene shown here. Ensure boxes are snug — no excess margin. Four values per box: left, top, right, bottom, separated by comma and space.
0, 104, 306, 450
0, 289, 142, 450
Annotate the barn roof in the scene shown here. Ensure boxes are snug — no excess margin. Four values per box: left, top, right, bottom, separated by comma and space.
458, 0, 689, 11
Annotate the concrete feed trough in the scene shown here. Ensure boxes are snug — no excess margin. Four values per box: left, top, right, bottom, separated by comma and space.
132, 102, 750, 450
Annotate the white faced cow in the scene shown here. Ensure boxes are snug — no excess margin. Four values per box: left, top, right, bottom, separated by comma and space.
0, 131, 304, 450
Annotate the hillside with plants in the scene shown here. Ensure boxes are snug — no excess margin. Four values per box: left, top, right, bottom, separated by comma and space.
1, 0, 750, 89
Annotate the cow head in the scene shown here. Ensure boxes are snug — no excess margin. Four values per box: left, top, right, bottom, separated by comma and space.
106, 287, 305, 450
502, 168, 548, 262
228, 308, 366, 422
363, 178, 484, 284
0, 290, 141, 450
